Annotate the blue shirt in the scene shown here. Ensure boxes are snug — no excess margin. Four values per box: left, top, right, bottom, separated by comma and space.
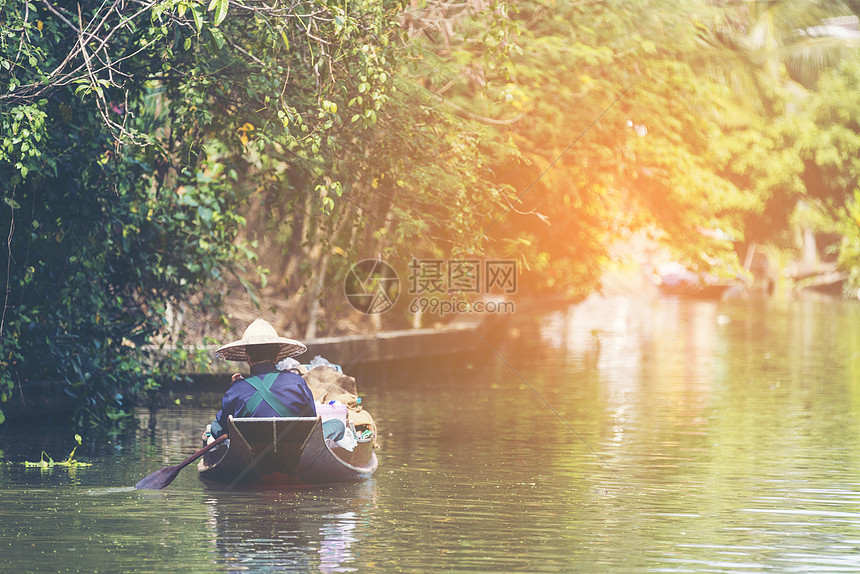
210, 362, 316, 438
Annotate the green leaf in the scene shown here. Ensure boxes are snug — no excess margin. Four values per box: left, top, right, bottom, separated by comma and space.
207, 27, 225, 50
197, 205, 214, 224
210, 0, 228, 27
191, 5, 203, 32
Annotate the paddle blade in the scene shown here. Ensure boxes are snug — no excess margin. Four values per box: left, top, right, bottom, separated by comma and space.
135, 465, 181, 490
134, 434, 227, 490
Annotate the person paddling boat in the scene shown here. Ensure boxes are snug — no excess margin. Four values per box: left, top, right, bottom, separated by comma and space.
206, 318, 345, 443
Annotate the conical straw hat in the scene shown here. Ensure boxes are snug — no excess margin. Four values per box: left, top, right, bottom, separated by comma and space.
214, 318, 307, 362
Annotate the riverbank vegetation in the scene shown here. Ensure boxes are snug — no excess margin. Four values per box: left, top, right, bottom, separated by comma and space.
4, 0, 860, 425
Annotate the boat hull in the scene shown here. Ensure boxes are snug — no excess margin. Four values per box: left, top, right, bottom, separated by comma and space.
198, 416, 377, 486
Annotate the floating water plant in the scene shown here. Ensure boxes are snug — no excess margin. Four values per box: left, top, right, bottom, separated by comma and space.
23, 434, 92, 468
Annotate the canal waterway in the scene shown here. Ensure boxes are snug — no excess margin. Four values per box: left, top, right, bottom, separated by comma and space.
2, 294, 860, 572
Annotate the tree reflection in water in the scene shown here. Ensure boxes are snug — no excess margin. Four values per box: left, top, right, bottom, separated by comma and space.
203, 481, 376, 573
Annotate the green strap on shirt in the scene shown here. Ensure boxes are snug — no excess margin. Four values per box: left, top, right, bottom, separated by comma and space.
237, 372, 298, 418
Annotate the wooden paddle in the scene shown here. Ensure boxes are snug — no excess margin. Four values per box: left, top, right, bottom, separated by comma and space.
135, 434, 228, 490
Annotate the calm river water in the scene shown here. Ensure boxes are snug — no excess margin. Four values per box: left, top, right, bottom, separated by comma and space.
3, 294, 860, 572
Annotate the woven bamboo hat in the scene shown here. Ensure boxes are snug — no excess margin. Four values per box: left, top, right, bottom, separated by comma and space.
215, 318, 307, 362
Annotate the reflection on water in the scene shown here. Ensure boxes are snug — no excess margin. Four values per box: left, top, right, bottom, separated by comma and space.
2, 294, 860, 572
202, 482, 376, 573
319, 511, 358, 573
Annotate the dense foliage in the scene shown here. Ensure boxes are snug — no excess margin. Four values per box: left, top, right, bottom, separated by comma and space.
0, 0, 409, 424
796, 56, 860, 290
5, 0, 860, 425
1, 0, 256, 424
474, 1, 756, 291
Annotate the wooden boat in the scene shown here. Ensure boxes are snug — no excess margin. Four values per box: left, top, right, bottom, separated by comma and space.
654, 262, 735, 300
197, 415, 378, 486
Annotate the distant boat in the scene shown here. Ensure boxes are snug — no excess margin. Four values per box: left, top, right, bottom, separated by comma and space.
198, 416, 378, 486
654, 262, 735, 300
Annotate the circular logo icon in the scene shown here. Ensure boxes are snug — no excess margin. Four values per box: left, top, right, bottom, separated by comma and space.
344, 259, 400, 314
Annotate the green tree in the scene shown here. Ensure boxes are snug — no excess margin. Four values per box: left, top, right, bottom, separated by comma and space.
236, 1, 519, 337
0, 0, 411, 424
405, 0, 761, 294
693, 0, 859, 251
793, 53, 860, 290
0, 0, 252, 425
696, 0, 858, 109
